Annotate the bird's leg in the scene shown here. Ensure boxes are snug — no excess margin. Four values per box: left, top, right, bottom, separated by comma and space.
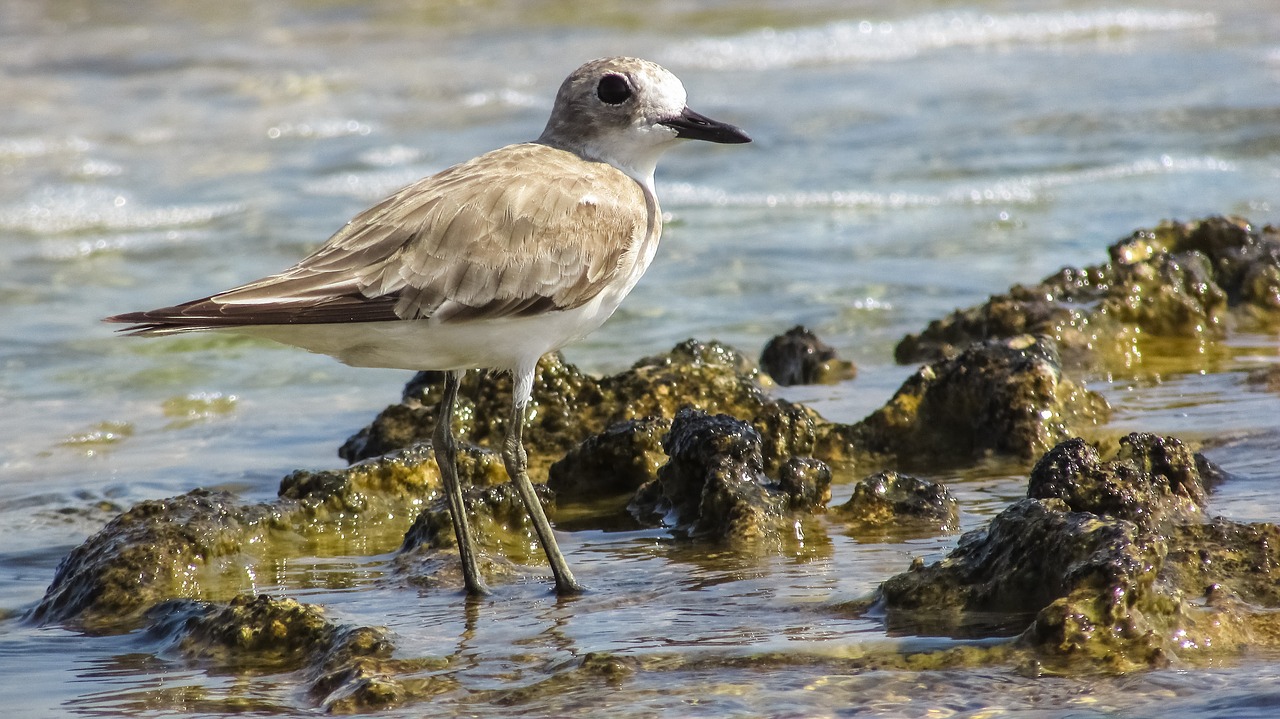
434, 370, 490, 596
503, 394, 584, 595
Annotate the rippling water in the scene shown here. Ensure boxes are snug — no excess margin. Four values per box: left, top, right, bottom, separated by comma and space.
2, 0, 1279, 716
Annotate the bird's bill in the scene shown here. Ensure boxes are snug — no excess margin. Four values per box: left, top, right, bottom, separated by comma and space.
661, 107, 751, 144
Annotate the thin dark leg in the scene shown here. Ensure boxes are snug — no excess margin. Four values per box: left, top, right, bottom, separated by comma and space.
503, 392, 584, 595
434, 370, 490, 596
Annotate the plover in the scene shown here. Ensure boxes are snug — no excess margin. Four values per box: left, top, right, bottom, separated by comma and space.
106, 57, 750, 596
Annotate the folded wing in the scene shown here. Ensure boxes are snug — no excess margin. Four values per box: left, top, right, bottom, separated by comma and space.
107, 143, 655, 334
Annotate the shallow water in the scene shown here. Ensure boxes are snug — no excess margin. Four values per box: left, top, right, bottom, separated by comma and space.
2, 0, 1279, 715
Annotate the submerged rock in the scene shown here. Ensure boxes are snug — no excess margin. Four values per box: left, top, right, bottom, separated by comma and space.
759, 325, 857, 386
145, 593, 417, 713
896, 217, 1280, 369
834, 471, 958, 537
628, 408, 831, 542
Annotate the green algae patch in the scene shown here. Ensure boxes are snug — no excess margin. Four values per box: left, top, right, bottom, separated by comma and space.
161, 391, 238, 427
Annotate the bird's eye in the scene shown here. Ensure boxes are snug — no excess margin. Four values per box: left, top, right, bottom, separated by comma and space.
596, 74, 632, 105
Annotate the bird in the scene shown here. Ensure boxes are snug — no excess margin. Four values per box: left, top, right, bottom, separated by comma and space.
105, 56, 751, 597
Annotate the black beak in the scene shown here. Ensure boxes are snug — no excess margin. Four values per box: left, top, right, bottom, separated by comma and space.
661, 107, 751, 144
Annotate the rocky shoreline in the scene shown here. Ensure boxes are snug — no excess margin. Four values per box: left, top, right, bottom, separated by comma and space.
30, 216, 1280, 711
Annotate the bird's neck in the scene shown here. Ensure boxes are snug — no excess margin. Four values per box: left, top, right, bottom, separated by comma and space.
537, 136, 662, 193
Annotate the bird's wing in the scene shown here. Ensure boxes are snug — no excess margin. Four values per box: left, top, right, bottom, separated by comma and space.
106, 143, 657, 332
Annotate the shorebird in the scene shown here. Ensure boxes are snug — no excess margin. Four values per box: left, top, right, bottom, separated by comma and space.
106, 57, 750, 596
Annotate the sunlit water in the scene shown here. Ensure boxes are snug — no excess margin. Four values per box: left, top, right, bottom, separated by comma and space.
2, 0, 1279, 716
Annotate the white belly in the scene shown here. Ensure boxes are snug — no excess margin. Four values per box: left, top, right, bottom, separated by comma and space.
236, 289, 623, 373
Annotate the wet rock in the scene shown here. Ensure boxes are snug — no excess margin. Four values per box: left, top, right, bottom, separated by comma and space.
628, 408, 830, 542
869, 432, 1280, 673
33, 448, 452, 630
834, 471, 958, 536
339, 339, 839, 481
1027, 434, 1215, 529
838, 335, 1110, 466
344, 334, 1108, 503
759, 325, 857, 386
145, 593, 410, 712
875, 498, 1171, 668
400, 481, 557, 567
896, 217, 1280, 370
31, 489, 274, 631
546, 417, 671, 499
776, 456, 832, 511
339, 341, 779, 468
339, 354, 603, 465
1164, 519, 1280, 608
279, 444, 502, 519
754, 399, 825, 476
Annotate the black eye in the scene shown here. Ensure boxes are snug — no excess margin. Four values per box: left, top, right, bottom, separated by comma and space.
596, 74, 632, 104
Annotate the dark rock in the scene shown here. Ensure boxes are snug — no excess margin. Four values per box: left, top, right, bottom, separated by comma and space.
547, 417, 670, 499
753, 399, 824, 476
776, 456, 832, 511
1027, 434, 1212, 529
1164, 519, 1280, 607
629, 408, 830, 542
339, 353, 604, 465
868, 436, 1278, 672
875, 498, 1171, 667
759, 325, 857, 386
841, 335, 1110, 466
834, 471, 958, 536
342, 334, 1108, 493
876, 498, 1145, 626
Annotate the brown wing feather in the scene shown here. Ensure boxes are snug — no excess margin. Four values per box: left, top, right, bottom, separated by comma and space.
106, 143, 655, 334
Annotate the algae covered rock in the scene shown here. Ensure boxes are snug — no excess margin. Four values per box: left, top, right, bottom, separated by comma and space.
1164, 519, 1280, 608
32, 489, 275, 631
340, 338, 837, 481
145, 593, 414, 713
759, 325, 857, 386
840, 335, 1110, 466
33, 448, 450, 631
339, 341, 778, 467
629, 408, 831, 542
834, 471, 958, 537
871, 434, 1279, 672
399, 481, 557, 567
896, 216, 1280, 370
876, 498, 1156, 636
1027, 433, 1217, 529
546, 417, 671, 499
